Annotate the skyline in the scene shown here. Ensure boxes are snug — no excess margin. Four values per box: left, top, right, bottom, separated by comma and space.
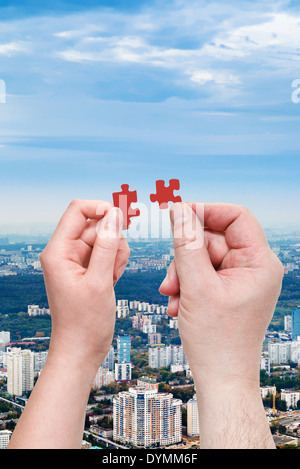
0, 0, 300, 231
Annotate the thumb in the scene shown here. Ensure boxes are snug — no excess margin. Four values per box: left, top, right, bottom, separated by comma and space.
170, 203, 216, 291
87, 207, 123, 283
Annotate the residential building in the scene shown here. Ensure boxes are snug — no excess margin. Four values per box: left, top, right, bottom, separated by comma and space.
113, 386, 182, 447
148, 333, 162, 345
187, 394, 199, 437
115, 362, 131, 382
101, 345, 115, 371
93, 367, 115, 389
284, 315, 292, 332
117, 335, 131, 363
148, 345, 187, 369
6, 347, 34, 396
0, 430, 12, 449
34, 351, 48, 372
292, 309, 300, 340
27, 305, 50, 317
137, 376, 159, 392
280, 390, 300, 409
0, 331, 10, 346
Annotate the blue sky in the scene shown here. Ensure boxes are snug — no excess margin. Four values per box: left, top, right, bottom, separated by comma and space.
0, 0, 299, 232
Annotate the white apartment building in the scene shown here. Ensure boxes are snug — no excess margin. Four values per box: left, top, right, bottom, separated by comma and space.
116, 306, 129, 318
6, 347, 34, 396
148, 345, 188, 369
187, 394, 199, 437
34, 351, 48, 372
284, 315, 292, 332
117, 299, 128, 308
27, 305, 50, 317
260, 386, 276, 399
268, 341, 300, 364
129, 300, 167, 315
0, 331, 10, 345
260, 356, 271, 374
132, 314, 152, 331
101, 345, 115, 371
0, 430, 12, 449
169, 318, 178, 330
115, 362, 132, 381
113, 387, 182, 447
280, 390, 300, 409
93, 367, 115, 389
143, 324, 156, 334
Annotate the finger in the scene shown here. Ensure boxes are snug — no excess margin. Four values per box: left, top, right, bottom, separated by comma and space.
204, 229, 230, 269
81, 221, 130, 283
113, 235, 130, 285
170, 202, 217, 291
87, 207, 123, 282
167, 294, 180, 317
159, 259, 180, 296
186, 202, 268, 250
53, 199, 113, 244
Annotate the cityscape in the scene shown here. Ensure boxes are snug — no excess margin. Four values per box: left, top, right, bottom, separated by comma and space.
0, 229, 300, 450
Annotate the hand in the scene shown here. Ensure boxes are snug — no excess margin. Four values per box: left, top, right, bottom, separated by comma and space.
159, 202, 283, 448
160, 202, 283, 385
40, 199, 130, 375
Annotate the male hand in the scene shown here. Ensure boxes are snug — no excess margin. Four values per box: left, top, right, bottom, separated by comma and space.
160, 202, 283, 382
40, 199, 130, 374
159, 202, 283, 448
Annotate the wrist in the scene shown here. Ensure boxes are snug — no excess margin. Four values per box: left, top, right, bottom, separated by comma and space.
193, 375, 274, 449
46, 346, 104, 386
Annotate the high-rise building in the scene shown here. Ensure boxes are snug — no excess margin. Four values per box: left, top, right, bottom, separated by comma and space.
0, 331, 10, 346
0, 430, 12, 449
6, 347, 34, 396
187, 394, 199, 437
280, 390, 300, 409
34, 351, 48, 372
113, 386, 182, 447
268, 342, 291, 364
116, 335, 131, 381
93, 367, 115, 389
115, 362, 132, 381
292, 310, 300, 340
284, 315, 292, 332
117, 335, 131, 363
148, 345, 187, 369
148, 333, 162, 345
101, 346, 115, 371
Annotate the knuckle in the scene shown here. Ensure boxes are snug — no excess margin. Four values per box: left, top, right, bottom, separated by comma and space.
39, 248, 49, 266
273, 254, 284, 279
40, 246, 56, 271
238, 205, 251, 217
68, 198, 82, 209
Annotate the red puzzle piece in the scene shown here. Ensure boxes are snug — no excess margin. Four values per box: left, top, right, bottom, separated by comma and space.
150, 179, 182, 209
112, 184, 140, 229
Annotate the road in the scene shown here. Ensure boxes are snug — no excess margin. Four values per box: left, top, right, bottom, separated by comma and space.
84, 430, 128, 449
0, 395, 25, 411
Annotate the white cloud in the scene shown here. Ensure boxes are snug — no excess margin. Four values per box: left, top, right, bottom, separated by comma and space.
188, 70, 240, 86
0, 41, 27, 55
202, 12, 300, 62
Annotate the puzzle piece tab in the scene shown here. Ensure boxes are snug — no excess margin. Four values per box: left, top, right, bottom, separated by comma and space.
150, 179, 182, 209
112, 184, 140, 229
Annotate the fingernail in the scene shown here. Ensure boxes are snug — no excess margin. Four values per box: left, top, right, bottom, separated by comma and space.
159, 272, 169, 290
170, 203, 191, 228
97, 207, 123, 238
168, 295, 177, 312
107, 207, 123, 232
117, 263, 127, 279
